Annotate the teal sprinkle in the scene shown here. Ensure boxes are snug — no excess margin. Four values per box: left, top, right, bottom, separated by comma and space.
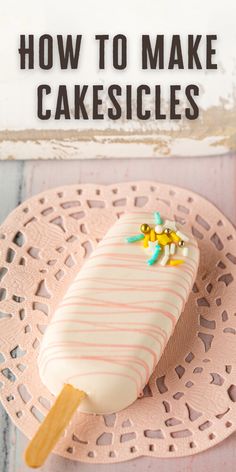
147, 245, 161, 266
126, 234, 144, 243
154, 211, 163, 225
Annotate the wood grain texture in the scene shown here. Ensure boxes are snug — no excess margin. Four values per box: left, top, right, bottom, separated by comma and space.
0, 161, 24, 472
25, 386, 86, 468
0, 134, 230, 160
0, 154, 235, 471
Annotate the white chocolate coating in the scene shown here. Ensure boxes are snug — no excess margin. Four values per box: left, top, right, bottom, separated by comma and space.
38, 212, 199, 414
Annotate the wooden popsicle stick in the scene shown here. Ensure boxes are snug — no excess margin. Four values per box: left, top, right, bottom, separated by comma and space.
25, 384, 86, 468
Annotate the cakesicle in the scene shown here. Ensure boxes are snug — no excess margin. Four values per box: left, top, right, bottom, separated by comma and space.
38, 211, 199, 414
25, 211, 199, 467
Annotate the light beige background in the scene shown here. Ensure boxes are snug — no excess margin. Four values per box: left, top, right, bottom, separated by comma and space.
0, 0, 235, 158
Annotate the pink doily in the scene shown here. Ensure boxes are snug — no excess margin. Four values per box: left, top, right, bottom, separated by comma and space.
0, 182, 236, 463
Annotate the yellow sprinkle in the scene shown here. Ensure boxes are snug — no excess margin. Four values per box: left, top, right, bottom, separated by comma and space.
170, 231, 181, 243
143, 234, 150, 248
157, 233, 171, 246
169, 259, 184, 266
150, 228, 156, 242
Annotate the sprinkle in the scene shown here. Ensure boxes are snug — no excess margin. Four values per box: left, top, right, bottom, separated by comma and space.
155, 224, 163, 234
164, 220, 177, 231
182, 247, 189, 257
169, 259, 184, 266
147, 245, 161, 265
150, 228, 156, 242
160, 245, 170, 266
170, 231, 181, 243
176, 230, 189, 242
143, 234, 150, 248
140, 223, 150, 234
160, 255, 169, 266
156, 233, 171, 246
126, 234, 144, 243
164, 245, 170, 255
170, 243, 176, 255
148, 241, 158, 252
154, 211, 163, 225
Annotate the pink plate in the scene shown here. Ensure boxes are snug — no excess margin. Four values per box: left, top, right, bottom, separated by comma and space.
0, 182, 236, 463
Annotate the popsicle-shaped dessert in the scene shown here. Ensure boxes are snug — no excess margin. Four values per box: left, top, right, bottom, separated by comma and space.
25, 211, 199, 467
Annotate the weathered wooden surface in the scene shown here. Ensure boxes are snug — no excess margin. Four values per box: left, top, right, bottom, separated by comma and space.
1, 0, 236, 159
0, 155, 235, 471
